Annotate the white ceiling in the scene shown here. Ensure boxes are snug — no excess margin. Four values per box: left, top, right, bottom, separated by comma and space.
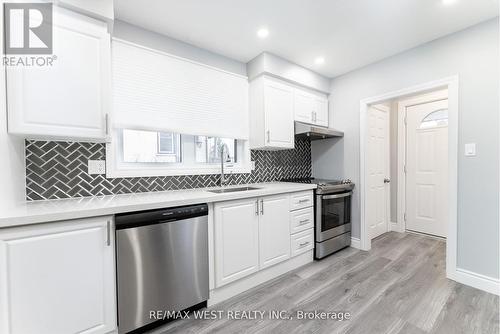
115, 0, 499, 78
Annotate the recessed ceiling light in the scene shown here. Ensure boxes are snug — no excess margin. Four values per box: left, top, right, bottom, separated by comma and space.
442, 0, 456, 5
315, 57, 325, 65
257, 28, 269, 39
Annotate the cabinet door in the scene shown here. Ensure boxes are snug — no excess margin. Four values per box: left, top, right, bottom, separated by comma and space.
264, 79, 294, 149
315, 96, 329, 127
0, 217, 116, 334
214, 198, 260, 287
259, 194, 291, 269
294, 89, 315, 124
6, 7, 111, 141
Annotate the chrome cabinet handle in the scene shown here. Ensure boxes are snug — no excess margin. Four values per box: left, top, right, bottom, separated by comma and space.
255, 199, 259, 215
299, 241, 310, 247
266, 130, 270, 143
106, 220, 111, 246
299, 219, 309, 225
322, 192, 352, 200
260, 199, 264, 215
105, 114, 109, 136
298, 199, 309, 203
384, 178, 391, 183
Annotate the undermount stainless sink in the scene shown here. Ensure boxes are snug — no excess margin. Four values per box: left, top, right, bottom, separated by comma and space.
208, 186, 261, 194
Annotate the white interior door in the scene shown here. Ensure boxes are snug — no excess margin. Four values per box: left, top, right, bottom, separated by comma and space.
367, 105, 390, 239
406, 99, 448, 237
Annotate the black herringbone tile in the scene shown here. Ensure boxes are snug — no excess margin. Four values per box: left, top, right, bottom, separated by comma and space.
25, 138, 311, 200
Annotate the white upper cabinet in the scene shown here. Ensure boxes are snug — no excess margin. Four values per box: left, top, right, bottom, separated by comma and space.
249, 76, 295, 150
314, 95, 329, 127
0, 217, 116, 334
6, 7, 111, 141
293, 87, 329, 127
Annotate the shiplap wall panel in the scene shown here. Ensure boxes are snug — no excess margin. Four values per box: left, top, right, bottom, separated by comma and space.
112, 39, 249, 139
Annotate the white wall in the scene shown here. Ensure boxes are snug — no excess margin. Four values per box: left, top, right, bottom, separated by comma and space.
312, 18, 499, 279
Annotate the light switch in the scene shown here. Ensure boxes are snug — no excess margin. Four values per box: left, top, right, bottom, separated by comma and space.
88, 160, 106, 175
464, 143, 476, 157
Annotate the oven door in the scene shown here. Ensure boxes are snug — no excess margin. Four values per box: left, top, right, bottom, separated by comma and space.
316, 192, 352, 242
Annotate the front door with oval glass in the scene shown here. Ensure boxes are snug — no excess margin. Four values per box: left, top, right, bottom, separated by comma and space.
406, 99, 449, 238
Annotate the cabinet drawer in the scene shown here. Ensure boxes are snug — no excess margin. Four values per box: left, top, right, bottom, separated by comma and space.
290, 207, 314, 234
290, 191, 313, 211
291, 229, 314, 257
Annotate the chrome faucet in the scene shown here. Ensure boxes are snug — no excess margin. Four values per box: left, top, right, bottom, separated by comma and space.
220, 145, 230, 187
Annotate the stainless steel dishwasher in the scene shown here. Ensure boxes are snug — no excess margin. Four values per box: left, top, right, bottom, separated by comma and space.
115, 204, 209, 334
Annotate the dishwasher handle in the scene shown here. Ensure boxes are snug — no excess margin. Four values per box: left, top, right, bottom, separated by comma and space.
115, 203, 208, 230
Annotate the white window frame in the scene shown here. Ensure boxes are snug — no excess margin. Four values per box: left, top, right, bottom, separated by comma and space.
105, 131, 251, 178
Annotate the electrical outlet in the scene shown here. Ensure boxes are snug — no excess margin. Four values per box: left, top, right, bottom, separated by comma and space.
251, 160, 256, 170
88, 160, 106, 175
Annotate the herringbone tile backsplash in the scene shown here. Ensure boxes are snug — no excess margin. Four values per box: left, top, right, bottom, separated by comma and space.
26, 138, 311, 200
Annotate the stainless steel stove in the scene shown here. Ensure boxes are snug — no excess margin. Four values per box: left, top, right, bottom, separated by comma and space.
283, 178, 354, 259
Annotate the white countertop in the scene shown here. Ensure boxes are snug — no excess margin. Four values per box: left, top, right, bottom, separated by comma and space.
0, 182, 316, 228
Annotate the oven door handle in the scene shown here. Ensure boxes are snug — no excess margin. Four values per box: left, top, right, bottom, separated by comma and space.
322, 192, 352, 200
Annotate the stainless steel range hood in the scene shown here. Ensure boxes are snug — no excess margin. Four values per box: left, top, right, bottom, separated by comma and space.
295, 122, 344, 140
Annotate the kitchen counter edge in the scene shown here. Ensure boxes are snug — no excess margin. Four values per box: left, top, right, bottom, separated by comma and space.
0, 182, 317, 229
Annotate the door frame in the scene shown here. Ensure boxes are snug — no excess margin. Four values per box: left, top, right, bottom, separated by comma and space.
395, 89, 449, 235
359, 76, 459, 281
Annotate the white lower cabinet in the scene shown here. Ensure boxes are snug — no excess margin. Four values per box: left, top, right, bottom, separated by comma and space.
214, 198, 260, 287
259, 195, 291, 269
0, 217, 116, 334
214, 191, 314, 288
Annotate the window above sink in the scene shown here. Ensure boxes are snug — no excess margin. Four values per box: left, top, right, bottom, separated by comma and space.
106, 129, 250, 178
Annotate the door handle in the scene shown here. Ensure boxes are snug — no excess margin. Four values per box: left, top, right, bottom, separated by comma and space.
255, 199, 259, 215
260, 199, 264, 215
384, 178, 391, 184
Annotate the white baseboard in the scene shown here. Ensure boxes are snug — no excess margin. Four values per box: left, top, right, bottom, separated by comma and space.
390, 221, 403, 233
208, 250, 313, 306
448, 268, 500, 296
350, 237, 361, 249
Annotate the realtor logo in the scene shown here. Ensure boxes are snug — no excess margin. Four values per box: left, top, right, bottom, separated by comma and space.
4, 3, 53, 54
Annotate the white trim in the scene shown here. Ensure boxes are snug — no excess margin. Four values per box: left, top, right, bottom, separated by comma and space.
390, 221, 403, 233
350, 237, 361, 249
448, 268, 500, 296
360, 76, 463, 289
396, 89, 449, 235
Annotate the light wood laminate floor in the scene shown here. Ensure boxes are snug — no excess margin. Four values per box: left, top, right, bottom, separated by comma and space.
152, 232, 499, 334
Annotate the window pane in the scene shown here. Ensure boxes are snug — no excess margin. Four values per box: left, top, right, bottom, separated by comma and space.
122, 129, 181, 163
420, 109, 448, 129
195, 137, 237, 163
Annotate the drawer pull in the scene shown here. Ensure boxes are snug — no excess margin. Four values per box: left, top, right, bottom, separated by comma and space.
299, 241, 310, 247
299, 219, 310, 225
298, 199, 309, 203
